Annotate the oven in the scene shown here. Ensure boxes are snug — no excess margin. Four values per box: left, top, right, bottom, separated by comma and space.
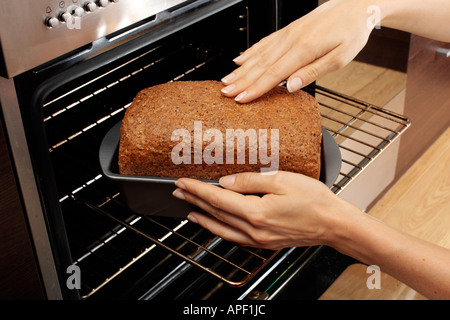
0, 0, 409, 302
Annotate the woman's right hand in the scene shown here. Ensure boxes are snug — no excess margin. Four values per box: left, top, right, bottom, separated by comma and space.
221, 0, 376, 103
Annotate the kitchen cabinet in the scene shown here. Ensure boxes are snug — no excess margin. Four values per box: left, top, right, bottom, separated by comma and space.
396, 35, 450, 178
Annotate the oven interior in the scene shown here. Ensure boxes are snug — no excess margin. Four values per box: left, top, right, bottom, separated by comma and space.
12, 0, 409, 300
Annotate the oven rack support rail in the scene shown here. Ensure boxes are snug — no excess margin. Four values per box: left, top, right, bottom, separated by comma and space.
68, 84, 409, 299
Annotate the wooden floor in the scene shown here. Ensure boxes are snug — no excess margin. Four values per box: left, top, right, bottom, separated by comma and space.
320, 125, 450, 300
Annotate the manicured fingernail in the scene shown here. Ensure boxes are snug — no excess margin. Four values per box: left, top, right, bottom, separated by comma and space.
174, 180, 186, 190
219, 175, 236, 187
172, 189, 185, 200
221, 84, 236, 94
233, 55, 243, 63
187, 213, 198, 224
221, 73, 236, 84
287, 77, 302, 93
234, 91, 247, 102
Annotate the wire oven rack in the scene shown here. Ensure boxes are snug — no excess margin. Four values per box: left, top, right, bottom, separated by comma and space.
42, 43, 410, 299
307, 84, 411, 195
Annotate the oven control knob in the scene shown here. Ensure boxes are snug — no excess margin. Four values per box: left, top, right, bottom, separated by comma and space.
59, 11, 73, 23
97, 0, 109, 7
85, 2, 97, 12
45, 16, 60, 28
72, 6, 85, 17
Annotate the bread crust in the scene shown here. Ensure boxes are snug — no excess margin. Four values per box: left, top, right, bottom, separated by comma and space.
119, 80, 322, 180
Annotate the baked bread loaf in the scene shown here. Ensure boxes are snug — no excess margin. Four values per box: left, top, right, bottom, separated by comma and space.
118, 80, 322, 180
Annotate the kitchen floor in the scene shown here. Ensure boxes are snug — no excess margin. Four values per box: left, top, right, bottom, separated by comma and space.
316, 61, 450, 300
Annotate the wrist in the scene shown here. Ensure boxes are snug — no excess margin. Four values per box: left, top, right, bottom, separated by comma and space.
319, 198, 393, 266
357, 0, 395, 31
375, 0, 403, 28
324, 203, 402, 266
318, 196, 365, 250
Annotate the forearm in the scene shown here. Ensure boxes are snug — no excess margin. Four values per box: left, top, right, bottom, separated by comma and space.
329, 208, 450, 299
376, 0, 450, 41
176, 171, 450, 299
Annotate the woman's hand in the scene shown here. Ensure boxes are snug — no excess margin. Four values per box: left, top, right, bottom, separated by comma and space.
222, 0, 450, 103
172, 171, 362, 250
221, 0, 375, 103
172, 172, 450, 299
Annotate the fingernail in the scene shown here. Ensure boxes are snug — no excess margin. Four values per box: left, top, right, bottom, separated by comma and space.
172, 189, 185, 200
221, 73, 236, 84
233, 55, 243, 63
219, 175, 236, 187
287, 77, 302, 93
221, 84, 236, 94
234, 91, 247, 102
187, 213, 198, 224
174, 180, 186, 190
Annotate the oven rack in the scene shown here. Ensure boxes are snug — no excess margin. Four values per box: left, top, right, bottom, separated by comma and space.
66, 87, 408, 299
308, 84, 410, 195
70, 194, 279, 299
41, 38, 410, 298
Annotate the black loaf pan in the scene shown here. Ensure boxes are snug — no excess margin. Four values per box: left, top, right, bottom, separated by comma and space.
99, 121, 342, 217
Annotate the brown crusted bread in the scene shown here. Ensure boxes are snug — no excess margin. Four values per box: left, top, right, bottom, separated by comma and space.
118, 80, 322, 180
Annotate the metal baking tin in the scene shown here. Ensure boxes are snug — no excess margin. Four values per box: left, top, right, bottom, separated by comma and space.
99, 121, 342, 217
